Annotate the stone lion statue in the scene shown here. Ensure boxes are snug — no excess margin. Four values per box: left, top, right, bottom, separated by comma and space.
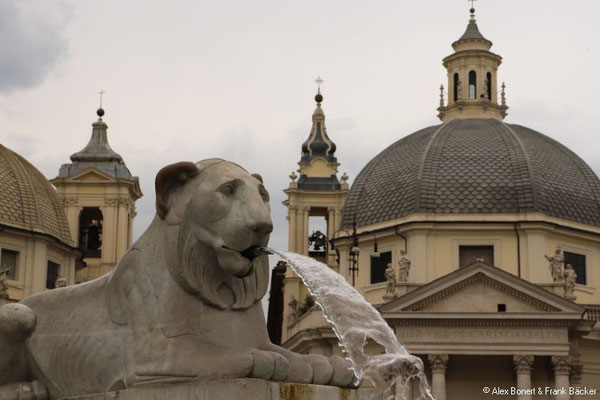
0, 159, 354, 399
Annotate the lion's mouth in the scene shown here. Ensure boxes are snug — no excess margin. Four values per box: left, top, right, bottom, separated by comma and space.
222, 245, 271, 262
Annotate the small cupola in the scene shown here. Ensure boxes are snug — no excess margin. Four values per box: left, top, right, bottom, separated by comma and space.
437, 7, 508, 122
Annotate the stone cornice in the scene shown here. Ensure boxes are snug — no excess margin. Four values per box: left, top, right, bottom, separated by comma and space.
443, 49, 502, 66
389, 319, 572, 328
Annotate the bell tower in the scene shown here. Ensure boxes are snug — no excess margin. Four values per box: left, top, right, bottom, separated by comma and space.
51, 107, 142, 282
437, 7, 509, 122
280, 82, 349, 343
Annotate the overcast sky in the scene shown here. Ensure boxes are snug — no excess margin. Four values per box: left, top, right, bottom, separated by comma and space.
1, 0, 599, 258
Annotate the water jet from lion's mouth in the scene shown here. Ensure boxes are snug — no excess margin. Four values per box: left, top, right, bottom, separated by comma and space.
221, 245, 270, 262
268, 248, 434, 400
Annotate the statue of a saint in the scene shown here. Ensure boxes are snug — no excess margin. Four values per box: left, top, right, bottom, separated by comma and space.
384, 263, 396, 295
545, 248, 564, 282
564, 264, 577, 298
398, 249, 411, 282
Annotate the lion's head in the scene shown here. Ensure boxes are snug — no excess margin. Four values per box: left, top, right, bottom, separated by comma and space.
155, 158, 272, 310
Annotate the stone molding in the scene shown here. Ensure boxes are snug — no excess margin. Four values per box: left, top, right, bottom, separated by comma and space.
551, 356, 572, 375
390, 320, 571, 327
428, 354, 449, 373
57, 379, 372, 400
405, 273, 559, 312
513, 355, 534, 373
63, 197, 78, 206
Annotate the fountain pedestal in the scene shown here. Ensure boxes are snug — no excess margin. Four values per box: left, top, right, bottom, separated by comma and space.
60, 379, 374, 400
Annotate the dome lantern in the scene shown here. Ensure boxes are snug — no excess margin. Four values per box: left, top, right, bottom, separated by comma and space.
437, 7, 508, 122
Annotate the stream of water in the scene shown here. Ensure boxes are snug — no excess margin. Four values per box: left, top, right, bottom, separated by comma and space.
271, 250, 434, 400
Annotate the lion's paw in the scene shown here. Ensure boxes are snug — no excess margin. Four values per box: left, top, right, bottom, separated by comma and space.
250, 350, 290, 381
328, 355, 356, 387
286, 354, 356, 387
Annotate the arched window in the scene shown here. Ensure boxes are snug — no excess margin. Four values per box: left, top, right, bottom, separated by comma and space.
486, 72, 492, 100
469, 71, 477, 99
453, 73, 459, 101
79, 207, 103, 258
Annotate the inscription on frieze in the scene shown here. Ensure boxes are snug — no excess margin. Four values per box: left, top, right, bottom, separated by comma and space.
396, 327, 568, 344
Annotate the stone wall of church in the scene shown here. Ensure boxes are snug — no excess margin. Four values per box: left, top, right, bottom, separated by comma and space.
333, 220, 599, 305
1, 230, 77, 301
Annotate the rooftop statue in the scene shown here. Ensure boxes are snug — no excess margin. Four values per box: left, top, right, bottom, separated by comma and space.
545, 248, 565, 282
397, 249, 411, 283
0, 159, 354, 400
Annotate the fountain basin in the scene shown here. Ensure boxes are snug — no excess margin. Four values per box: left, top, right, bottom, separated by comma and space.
59, 379, 375, 400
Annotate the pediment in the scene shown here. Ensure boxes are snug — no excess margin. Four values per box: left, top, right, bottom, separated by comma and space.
380, 262, 584, 316
61, 167, 117, 183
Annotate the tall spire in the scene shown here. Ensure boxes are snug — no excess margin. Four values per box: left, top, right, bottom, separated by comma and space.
293, 80, 342, 191
437, 6, 508, 122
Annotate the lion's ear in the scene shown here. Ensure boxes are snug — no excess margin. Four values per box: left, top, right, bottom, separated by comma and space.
155, 162, 200, 219
251, 173, 263, 183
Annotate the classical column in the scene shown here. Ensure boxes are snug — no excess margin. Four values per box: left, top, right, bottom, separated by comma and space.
570, 362, 583, 400
428, 354, 448, 400
287, 205, 297, 253
116, 198, 129, 262
302, 207, 310, 255
295, 207, 304, 253
513, 355, 534, 400
327, 207, 336, 265
552, 356, 571, 400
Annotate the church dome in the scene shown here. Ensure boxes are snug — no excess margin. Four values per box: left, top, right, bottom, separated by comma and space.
342, 118, 600, 228
0, 144, 73, 245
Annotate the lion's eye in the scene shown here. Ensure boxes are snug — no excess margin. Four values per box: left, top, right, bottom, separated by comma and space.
219, 184, 235, 197
259, 186, 270, 202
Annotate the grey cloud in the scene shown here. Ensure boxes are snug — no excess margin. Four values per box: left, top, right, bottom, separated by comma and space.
0, 1, 71, 92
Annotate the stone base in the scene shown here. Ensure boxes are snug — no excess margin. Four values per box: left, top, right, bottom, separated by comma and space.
60, 379, 375, 400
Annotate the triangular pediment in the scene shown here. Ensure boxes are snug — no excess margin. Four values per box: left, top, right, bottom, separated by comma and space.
55, 167, 117, 183
380, 262, 584, 316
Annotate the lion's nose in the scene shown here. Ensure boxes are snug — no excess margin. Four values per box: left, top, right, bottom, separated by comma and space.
248, 220, 273, 236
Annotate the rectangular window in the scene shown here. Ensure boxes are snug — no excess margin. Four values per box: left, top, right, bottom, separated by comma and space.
459, 245, 494, 268
1, 249, 19, 280
371, 251, 392, 284
564, 251, 586, 285
46, 261, 60, 289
